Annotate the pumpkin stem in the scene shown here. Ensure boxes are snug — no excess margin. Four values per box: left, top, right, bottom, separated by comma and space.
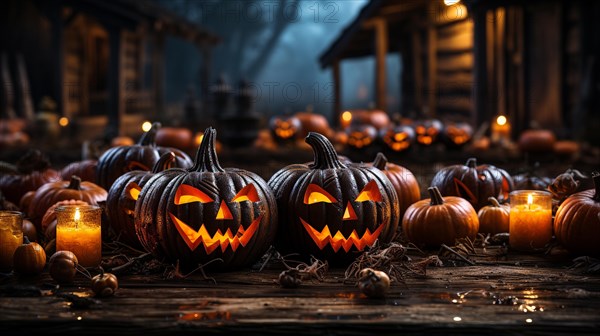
372, 153, 388, 170
488, 197, 501, 207
466, 158, 477, 168
428, 187, 445, 205
138, 122, 161, 146
67, 176, 82, 190
593, 172, 600, 202
152, 152, 176, 173
190, 127, 224, 173
23, 236, 31, 244
306, 132, 346, 169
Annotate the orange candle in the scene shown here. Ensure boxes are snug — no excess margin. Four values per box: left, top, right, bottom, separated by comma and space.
491, 115, 511, 144
56, 205, 102, 267
0, 211, 23, 271
509, 190, 552, 251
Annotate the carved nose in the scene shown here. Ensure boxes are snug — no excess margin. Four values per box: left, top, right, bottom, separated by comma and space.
343, 201, 358, 221
216, 200, 233, 220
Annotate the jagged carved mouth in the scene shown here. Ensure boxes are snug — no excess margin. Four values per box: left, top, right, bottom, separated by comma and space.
169, 214, 261, 254
300, 218, 383, 253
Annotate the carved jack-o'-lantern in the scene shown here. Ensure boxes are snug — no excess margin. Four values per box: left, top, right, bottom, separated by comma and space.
414, 119, 443, 146
106, 152, 176, 247
269, 115, 302, 143
442, 122, 473, 149
268, 132, 399, 264
381, 125, 415, 153
96, 122, 193, 190
346, 124, 377, 150
134, 127, 277, 269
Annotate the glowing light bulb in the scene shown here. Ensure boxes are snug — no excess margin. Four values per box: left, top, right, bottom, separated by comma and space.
59, 117, 69, 127
497, 115, 507, 126
142, 121, 152, 132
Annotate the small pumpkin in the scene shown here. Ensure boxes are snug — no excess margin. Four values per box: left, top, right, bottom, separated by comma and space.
269, 114, 302, 143
49, 250, 78, 284
442, 122, 473, 149
477, 197, 509, 234
28, 176, 107, 230
414, 119, 443, 146
134, 127, 277, 269
268, 132, 399, 264
0, 150, 60, 204
156, 127, 194, 150
402, 187, 479, 248
106, 152, 176, 247
22, 219, 37, 242
295, 111, 332, 138
346, 124, 377, 150
381, 124, 415, 153
60, 160, 98, 183
91, 269, 119, 297
553, 172, 600, 256
431, 158, 513, 210
344, 109, 391, 131
518, 129, 556, 153
96, 122, 193, 190
13, 236, 46, 275
370, 153, 420, 221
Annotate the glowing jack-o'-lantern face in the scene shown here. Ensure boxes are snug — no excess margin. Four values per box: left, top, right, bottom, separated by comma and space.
443, 122, 473, 148
346, 124, 377, 149
382, 125, 415, 152
269, 115, 302, 142
414, 119, 443, 146
300, 180, 385, 253
169, 183, 263, 254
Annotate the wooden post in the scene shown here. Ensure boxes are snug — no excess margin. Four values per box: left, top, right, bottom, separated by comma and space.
107, 25, 123, 137
374, 19, 388, 111
200, 45, 212, 118
153, 32, 165, 119
427, 2, 437, 117
332, 58, 341, 127
412, 29, 423, 115
49, 2, 65, 116
472, 7, 488, 127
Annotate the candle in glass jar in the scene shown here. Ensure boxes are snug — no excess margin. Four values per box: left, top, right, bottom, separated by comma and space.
0, 211, 23, 271
56, 205, 102, 267
509, 190, 552, 251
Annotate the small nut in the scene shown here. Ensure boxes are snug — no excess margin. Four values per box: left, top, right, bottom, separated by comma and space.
358, 268, 390, 298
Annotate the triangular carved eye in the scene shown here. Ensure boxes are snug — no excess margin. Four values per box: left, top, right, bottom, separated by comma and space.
355, 180, 382, 202
304, 184, 337, 204
174, 184, 214, 204
126, 182, 142, 201
232, 184, 259, 202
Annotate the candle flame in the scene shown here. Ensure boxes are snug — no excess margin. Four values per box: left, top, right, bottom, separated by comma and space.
496, 115, 507, 126
142, 121, 152, 132
527, 194, 533, 205
74, 208, 81, 221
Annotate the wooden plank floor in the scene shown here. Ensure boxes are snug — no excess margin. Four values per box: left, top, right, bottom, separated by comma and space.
1, 251, 599, 335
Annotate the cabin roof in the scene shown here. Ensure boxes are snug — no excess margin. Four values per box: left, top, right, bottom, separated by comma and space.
41, 0, 220, 46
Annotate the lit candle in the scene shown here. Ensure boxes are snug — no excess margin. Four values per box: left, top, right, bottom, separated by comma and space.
491, 115, 511, 145
0, 211, 23, 271
56, 205, 102, 267
509, 190, 552, 251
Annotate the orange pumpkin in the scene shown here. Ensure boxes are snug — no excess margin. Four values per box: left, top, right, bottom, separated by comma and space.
13, 236, 46, 276
295, 111, 332, 138
402, 187, 479, 248
370, 153, 420, 221
156, 127, 193, 150
553, 172, 600, 256
477, 197, 509, 234
518, 129, 556, 153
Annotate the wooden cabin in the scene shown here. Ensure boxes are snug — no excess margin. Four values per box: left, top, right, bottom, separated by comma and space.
319, 0, 600, 144
0, 0, 219, 139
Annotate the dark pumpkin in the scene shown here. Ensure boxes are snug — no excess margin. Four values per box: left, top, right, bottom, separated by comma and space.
0, 150, 60, 204
346, 124, 377, 150
106, 152, 176, 247
553, 172, 600, 256
269, 115, 302, 143
60, 160, 98, 183
134, 127, 277, 269
414, 119, 443, 146
268, 132, 399, 264
96, 122, 193, 190
370, 153, 420, 221
442, 122, 473, 149
380, 124, 415, 153
431, 158, 513, 210
28, 176, 107, 230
